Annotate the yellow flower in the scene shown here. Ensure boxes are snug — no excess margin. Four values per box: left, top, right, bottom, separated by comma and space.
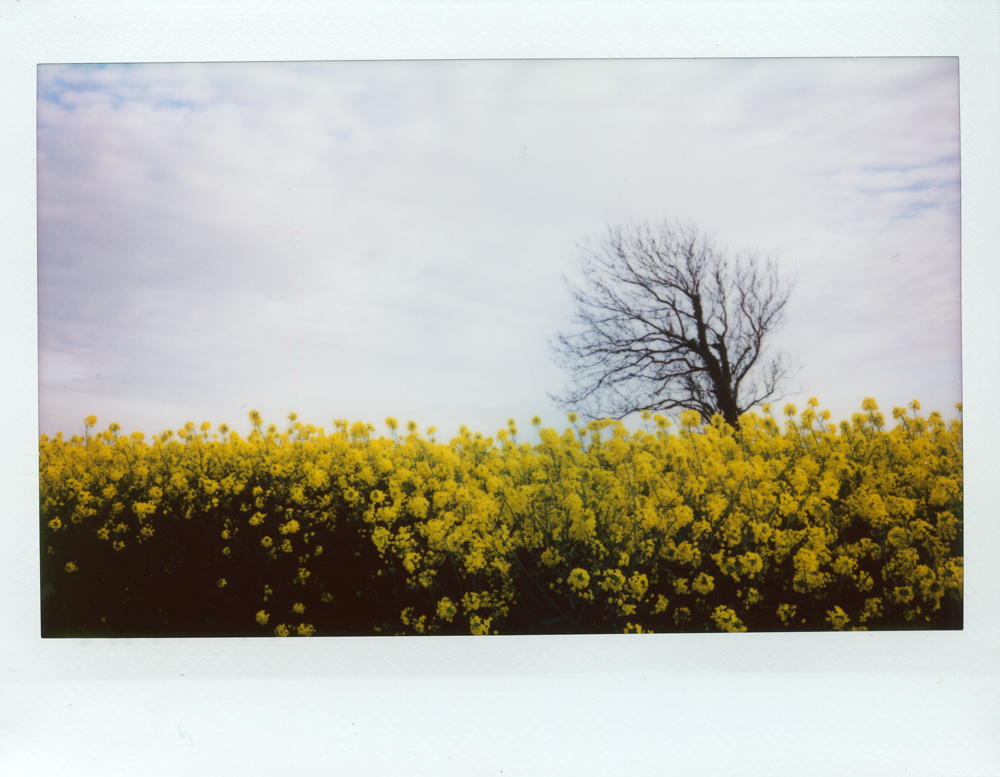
112, 540, 125, 551
826, 606, 851, 630
692, 572, 715, 595
293, 603, 305, 614
371, 526, 391, 554
217, 578, 227, 588
274, 624, 289, 637
892, 586, 914, 605
436, 597, 457, 622
256, 610, 270, 625
712, 605, 747, 633
679, 410, 701, 428
261, 536, 273, 548
385, 417, 398, 431
860, 598, 882, 623
64, 561, 79, 573
48, 518, 62, 531
567, 568, 591, 591
627, 572, 649, 599
279, 519, 300, 534
297, 623, 316, 637
600, 569, 625, 593
540, 548, 562, 567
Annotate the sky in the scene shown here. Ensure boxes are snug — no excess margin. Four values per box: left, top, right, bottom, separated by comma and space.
36, 58, 962, 441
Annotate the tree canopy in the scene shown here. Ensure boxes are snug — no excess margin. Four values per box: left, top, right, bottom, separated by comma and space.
551, 219, 796, 430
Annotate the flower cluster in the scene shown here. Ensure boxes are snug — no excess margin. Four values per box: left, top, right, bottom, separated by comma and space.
39, 399, 962, 636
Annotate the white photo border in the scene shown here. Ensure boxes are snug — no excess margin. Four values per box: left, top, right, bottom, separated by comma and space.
2, 2, 997, 775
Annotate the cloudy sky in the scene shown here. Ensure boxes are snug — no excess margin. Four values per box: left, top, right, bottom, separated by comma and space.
36, 58, 961, 440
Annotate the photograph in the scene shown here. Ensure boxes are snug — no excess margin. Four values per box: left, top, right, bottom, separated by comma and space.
37, 58, 964, 638
6, 2, 999, 775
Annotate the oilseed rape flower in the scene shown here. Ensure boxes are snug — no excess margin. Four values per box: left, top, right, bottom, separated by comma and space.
567, 568, 591, 591
256, 610, 270, 625
627, 572, 649, 599
712, 606, 747, 633
826, 606, 851, 630
692, 572, 715, 595
600, 569, 626, 593
38, 399, 962, 636
436, 597, 457, 622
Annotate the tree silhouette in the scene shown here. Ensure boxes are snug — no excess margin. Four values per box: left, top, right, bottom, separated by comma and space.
551, 219, 796, 430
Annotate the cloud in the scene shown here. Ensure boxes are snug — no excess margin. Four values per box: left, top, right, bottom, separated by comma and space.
37, 58, 961, 438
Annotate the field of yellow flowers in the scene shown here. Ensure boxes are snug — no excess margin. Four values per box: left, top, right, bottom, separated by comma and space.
39, 399, 962, 637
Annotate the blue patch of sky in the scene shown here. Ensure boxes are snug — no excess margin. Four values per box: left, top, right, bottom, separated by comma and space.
860, 154, 960, 175
889, 200, 944, 221
37, 64, 199, 112
857, 179, 955, 196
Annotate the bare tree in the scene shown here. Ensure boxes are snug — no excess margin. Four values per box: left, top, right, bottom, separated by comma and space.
550, 219, 796, 430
